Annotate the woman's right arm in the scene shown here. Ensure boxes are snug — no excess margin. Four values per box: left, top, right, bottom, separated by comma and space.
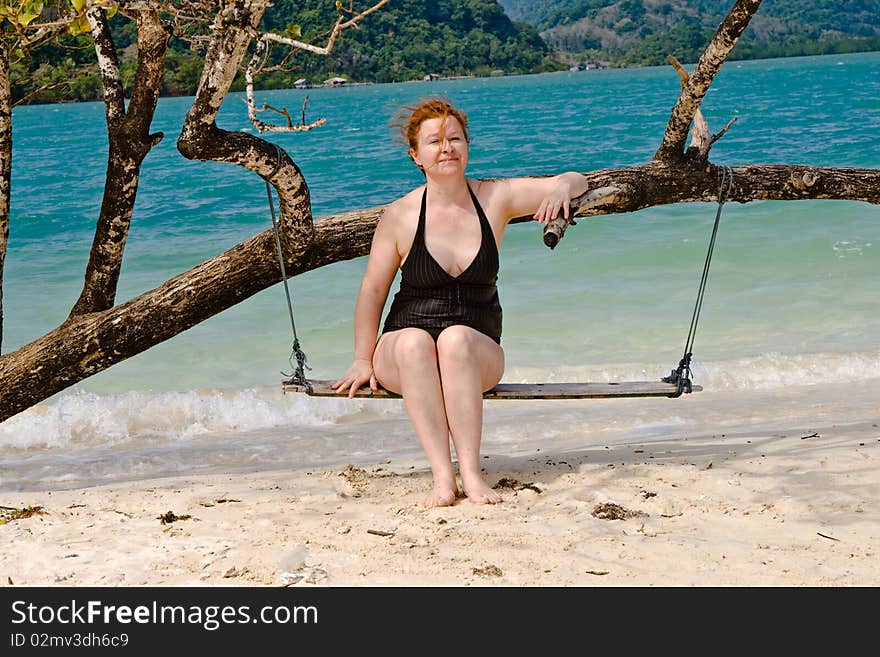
332, 205, 402, 397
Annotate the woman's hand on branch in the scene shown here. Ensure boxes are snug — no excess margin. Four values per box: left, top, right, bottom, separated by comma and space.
533, 180, 574, 225
332, 358, 378, 399
531, 172, 589, 225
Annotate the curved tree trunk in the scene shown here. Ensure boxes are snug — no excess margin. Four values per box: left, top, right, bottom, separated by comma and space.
0, 40, 9, 354
69, 8, 169, 316
176, 0, 314, 264
0, 0, 878, 423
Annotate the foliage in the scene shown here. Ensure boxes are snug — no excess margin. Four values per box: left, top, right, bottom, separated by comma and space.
12, 0, 562, 104
257, 0, 562, 86
0, 505, 45, 524
10, 0, 880, 103
498, 0, 880, 66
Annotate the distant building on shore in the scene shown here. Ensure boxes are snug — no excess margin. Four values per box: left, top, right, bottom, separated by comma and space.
323, 77, 348, 86
422, 73, 476, 82
293, 78, 308, 89
569, 61, 608, 72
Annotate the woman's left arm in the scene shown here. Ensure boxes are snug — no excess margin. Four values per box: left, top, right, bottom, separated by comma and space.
499, 172, 589, 225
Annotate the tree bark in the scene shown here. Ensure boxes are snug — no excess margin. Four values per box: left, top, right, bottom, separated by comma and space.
177, 0, 314, 263
69, 8, 169, 316
655, 0, 762, 163
0, 40, 9, 354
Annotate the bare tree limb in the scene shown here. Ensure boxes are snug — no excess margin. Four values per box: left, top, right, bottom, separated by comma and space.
69, 8, 170, 316
243, 42, 327, 133
655, 0, 762, 162
244, 0, 388, 132
11, 82, 71, 107
258, 0, 389, 56
0, 41, 10, 354
710, 117, 738, 146
666, 55, 713, 160
85, 6, 127, 127
1, 161, 877, 422
177, 0, 314, 267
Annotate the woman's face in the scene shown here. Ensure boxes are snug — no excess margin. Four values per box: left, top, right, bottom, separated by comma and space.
410, 116, 468, 177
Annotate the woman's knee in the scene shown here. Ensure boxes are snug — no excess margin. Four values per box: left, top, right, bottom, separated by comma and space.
436, 325, 481, 360
392, 328, 438, 365
437, 326, 504, 387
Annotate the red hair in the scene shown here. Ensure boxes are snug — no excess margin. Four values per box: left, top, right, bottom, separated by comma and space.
393, 97, 470, 152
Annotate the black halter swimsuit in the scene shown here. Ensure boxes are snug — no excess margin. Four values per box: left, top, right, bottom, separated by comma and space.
382, 184, 503, 344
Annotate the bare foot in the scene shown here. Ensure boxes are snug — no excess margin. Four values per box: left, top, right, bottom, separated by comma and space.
422, 486, 457, 508
460, 472, 502, 504
422, 472, 459, 508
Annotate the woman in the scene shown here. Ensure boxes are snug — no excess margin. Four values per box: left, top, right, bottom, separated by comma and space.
333, 98, 589, 508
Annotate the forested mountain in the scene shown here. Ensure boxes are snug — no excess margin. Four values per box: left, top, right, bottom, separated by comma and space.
14, 0, 561, 104
14, 1, 879, 104
497, 0, 880, 65
263, 0, 561, 84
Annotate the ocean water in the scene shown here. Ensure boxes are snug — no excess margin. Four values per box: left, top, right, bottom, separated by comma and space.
1, 52, 878, 491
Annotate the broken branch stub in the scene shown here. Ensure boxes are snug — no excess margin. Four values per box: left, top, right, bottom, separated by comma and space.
666, 55, 713, 162
543, 186, 622, 249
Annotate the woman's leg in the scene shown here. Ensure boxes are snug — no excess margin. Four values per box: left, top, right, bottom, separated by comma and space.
373, 328, 458, 508
435, 326, 505, 504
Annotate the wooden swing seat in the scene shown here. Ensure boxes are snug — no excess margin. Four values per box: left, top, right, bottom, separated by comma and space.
282, 379, 701, 400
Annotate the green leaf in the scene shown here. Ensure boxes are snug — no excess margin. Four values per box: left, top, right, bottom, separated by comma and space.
67, 12, 89, 35
70, 0, 86, 12
19, 11, 39, 25
284, 23, 301, 39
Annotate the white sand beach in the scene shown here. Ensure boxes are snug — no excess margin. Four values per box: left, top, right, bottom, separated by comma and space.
2, 386, 877, 587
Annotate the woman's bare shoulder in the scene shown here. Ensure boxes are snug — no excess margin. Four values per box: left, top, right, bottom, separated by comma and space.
380, 186, 423, 226
470, 177, 513, 221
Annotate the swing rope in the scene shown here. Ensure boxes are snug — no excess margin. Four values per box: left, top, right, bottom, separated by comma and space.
663, 165, 734, 397
265, 143, 312, 394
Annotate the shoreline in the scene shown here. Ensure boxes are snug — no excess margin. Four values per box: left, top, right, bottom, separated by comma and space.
13, 50, 879, 108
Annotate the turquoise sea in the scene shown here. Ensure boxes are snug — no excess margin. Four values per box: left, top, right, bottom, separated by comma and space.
1, 52, 878, 491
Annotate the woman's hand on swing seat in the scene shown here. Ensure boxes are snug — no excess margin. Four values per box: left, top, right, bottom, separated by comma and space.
332, 359, 378, 398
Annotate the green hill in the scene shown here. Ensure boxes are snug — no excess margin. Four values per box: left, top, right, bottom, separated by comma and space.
262, 0, 562, 84
15, 1, 879, 104
497, 0, 880, 65
13, 0, 562, 104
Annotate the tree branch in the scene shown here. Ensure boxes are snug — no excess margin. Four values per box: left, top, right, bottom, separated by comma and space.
69, 8, 171, 316
654, 0, 762, 162
258, 0, 389, 55
2, 162, 877, 422
86, 6, 126, 129
533, 163, 880, 246
177, 0, 314, 268
0, 41, 10, 355
243, 42, 327, 133
244, 0, 388, 133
